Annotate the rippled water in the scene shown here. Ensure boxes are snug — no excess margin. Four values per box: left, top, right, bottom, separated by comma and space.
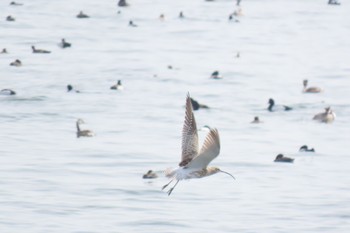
1, 0, 350, 232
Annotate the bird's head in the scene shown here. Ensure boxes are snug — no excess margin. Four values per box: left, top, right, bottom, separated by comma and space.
77, 119, 85, 124
210, 167, 235, 180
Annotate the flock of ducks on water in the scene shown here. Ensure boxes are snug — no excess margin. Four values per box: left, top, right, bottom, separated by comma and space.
1, 1, 341, 194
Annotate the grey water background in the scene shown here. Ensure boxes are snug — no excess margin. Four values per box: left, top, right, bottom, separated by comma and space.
1, 0, 350, 232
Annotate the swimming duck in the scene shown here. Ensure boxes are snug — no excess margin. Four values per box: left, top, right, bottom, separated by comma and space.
143, 170, 158, 179
251, 116, 263, 124
10, 1, 23, 5
0, 89, 16, 95
210, 70, 222, 79
76, 119, 94, 138
77, 11, 89, 18
6, 15, 15, 21
159, 14, 165, 21
190, 98, 209, 110
299, 145, 315, 152
313, 107, 335, 123
118, 0, 129, 7
179, 11, 184, 18
110, 80, 124, 90
10, 59, 22, 66
274, 154, 294, 163
1, 48, 8, 54
32, 46, 51, 54
67, 85, 80, 93
59, 38, 71, 48
267, 98, 292, 112
303, 79, 322, 93
328, 0, 341, 5
129, 20, 137, 27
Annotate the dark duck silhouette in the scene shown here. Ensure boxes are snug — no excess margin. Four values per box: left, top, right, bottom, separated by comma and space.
143, 170, 158, 179
110, 80, 123, 90
59, 38, 71, 48
299, 145, 315, 152
210, 70, 222, 79
10, 59, 22, 66
77, 11, 89, 18
6, 15, 15, 21
67, 85, 80, 93
251, 116, 263, 124
32, 46, 51, 54
118, 0, 129, 7
1, 89, 16, 95
274, 154, 294, 163
267, 98, 292, 112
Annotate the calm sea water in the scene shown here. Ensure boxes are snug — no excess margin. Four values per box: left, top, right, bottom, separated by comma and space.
1, 0, 350, 232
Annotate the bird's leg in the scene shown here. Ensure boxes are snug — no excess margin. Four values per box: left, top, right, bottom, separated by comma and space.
162, 179, 173, 190
167, 180, 179, 196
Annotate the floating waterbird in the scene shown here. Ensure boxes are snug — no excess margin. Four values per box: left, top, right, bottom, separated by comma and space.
59, 38, 71, 48
6, 15, 15, 21
328, 0, 341, 5
10, 1, 23, 6
267, 98, 292, 112
0, 89, 16, 95
129, 20, 137, 27
274, 154, 294, 163
179, 11, 184, 18
76, 119, 94, 138
10, 59, 22, 66
159, 14, 165, 21
143, 170, 158, 179
210, 70, 222, 79
162, 93, 234, 196
110, 80, 124, 90
77, 11, 89, 18
313, 107, 335, 123
118, 0, 129, 7
32, 46, 51, 54
67, 84, 80, 93
299, 145, 315, 152
251, 116, 263, 124
303, 79, 322, 93
1, 48, 8, 54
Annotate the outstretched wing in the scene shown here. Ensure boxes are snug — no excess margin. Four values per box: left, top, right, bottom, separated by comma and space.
186, 128, 220, 169
179, 93, 199, 167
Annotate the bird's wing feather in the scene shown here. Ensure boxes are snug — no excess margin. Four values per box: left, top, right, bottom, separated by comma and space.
186, 128, 220, 169
180, 93, 199, 167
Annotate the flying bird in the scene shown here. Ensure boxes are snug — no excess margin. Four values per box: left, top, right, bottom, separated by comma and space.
162, 93, 234, 195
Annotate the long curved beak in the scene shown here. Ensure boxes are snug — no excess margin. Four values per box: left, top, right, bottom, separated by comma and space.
220, 170, 235, 180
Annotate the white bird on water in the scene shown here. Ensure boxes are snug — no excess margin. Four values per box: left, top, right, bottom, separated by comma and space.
162, 93, 235, 196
